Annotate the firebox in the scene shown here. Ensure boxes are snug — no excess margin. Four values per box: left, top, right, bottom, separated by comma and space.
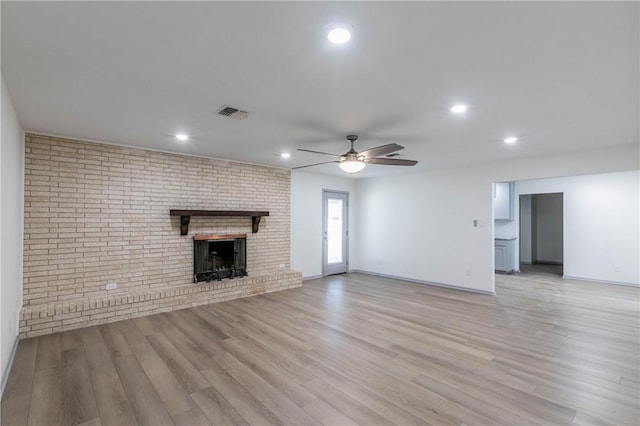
193, 234, 247, 283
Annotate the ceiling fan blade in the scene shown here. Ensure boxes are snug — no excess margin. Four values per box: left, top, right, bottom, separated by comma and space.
368, 157, 418, 166
292, 161, 339, 170
359, 143, 404, 159
297, 148, 341, 157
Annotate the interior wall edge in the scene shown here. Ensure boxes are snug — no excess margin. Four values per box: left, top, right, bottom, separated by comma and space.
563, 275, 640, 287
1, 73, 24, 399
0, 336, 19, 398
302, 275, 323, 281
350, 270, 496, 296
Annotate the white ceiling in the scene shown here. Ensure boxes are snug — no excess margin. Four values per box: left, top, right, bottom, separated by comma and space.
2, 1, 638, 178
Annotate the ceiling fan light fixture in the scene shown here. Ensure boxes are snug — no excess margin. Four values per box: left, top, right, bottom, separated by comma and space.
339, 159, 366, 174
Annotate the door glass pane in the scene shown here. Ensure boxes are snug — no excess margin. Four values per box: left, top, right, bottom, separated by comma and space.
327, 198, 343, 264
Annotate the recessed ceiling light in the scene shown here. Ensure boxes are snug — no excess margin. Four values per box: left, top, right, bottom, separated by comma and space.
328, 27, 351, 44
450, 104, 468, 114
504, 137, 518, 144
175, 133, 189, 141
280, 152, 291, 159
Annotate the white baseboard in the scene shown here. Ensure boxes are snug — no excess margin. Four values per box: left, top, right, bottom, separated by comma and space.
1, 336, 19, 397
563, 275, 639, 287
349, 270, 495, 296
302, 275, 323, 281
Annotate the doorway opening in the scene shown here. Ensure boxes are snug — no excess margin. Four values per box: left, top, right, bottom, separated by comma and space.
322, 190, 349, 276
519, 193, 563, 277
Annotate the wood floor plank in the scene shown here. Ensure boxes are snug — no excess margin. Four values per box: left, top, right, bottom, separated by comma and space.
77, 418, 102, 426
61, 347, 99, 426
190, 386, 249, 426
160, 325, 218, 372
434, 400, 502, 426
412, 373, 540, 425
301, 378, 392, 425
302, 348, 451, 424
2, 267, 638, 425
213, 352, 321, 425
113, 355, 175, 426
233, 309, 314, 353
27, 368, 56, 426
146, 332, 210, 394
181, 306, 230, 340
45, 367, 65, 426
164, 310, 228, 359
507, 365, 640, 408
2, 395, 31, 426
2, 338, 37, 400
223, 319, 315, 383
79, 327, 138, 426
60, 329, 84, 351
299, 355, 427, 425
34, 333, 61, 372
115, 318, 147, 350
572, 410, 616, 426
200, 364, 282, 426
195, 305, 240, 337
221, 337, 318, 407
532, 383, 639, 425
174, 308, 228, 342
302, 398, 359, 426
98, 323, 133, 358
122, 324, 195, 417
172, 406, 212, 426
412, 363, 577, 424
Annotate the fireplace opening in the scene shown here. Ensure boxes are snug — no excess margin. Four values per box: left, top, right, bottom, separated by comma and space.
194, 235, 247, 283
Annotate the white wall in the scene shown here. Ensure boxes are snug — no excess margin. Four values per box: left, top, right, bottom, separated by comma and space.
291, 170, 358, 279
354, 144, 639, 294
1, 75, 24, 394
356, 166, 496, 293
515, 171, 639, 285
519, 195, 532, 263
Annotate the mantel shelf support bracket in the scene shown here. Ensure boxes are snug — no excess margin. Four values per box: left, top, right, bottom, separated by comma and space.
180, 216, 191, 236
252, 216, 261, 234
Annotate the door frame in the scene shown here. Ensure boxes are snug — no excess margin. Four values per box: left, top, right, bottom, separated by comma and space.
322, 189, 349, 276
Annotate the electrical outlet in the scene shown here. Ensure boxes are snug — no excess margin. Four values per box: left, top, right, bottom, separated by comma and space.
614, 266, 622, 272
105, 283, 117, 290
466, 269, 472, 276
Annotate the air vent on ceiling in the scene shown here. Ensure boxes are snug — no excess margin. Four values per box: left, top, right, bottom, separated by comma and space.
217, 105, 249, 120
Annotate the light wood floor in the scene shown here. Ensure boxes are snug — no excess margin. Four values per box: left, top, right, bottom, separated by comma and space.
2, 270, 639, 426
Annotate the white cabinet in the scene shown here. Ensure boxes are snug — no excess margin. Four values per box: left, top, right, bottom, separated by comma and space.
495, 238, 516, 272
494, 182, 513, 220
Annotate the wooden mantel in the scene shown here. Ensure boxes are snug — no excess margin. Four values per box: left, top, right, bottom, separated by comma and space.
170, 210, 270, 235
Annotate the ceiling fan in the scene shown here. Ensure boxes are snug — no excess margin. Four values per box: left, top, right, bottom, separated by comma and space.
293, 135, 418, 174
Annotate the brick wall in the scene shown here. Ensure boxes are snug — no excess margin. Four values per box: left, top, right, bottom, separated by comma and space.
20, 134, 301, 337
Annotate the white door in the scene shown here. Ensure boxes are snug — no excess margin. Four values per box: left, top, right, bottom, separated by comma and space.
322, 190, 348, 276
